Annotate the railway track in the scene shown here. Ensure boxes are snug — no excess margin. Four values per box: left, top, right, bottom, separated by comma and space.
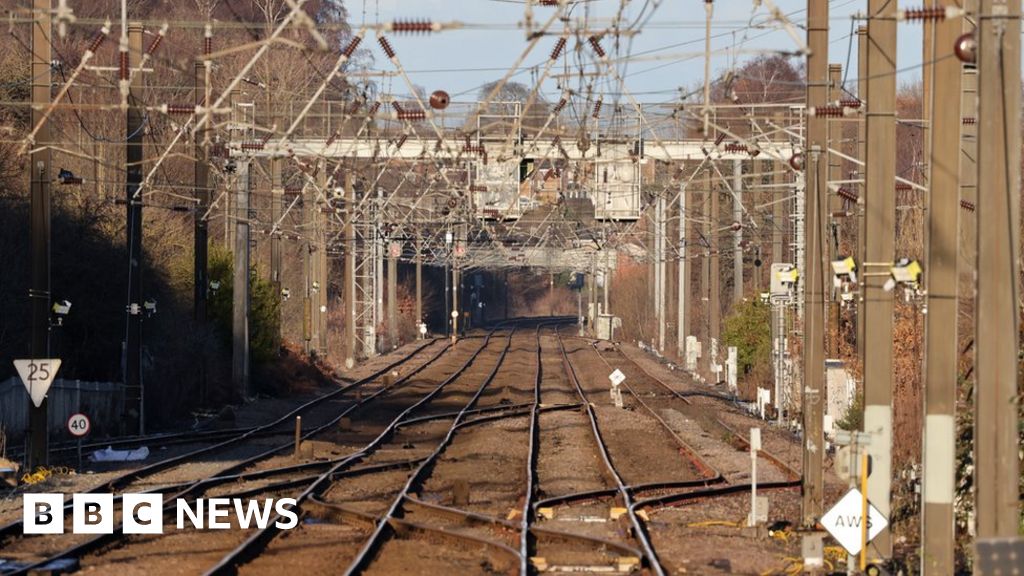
2, 321, 810, 575
0, 337, 462, 574
204, 319, 577, 575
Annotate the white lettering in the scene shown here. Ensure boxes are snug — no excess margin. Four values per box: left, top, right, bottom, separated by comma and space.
176, 499, 203, 529
124, 493, 164, 534
233, 498, 273, 529
23, 494, 64, 534
207, 498, 231, 529
274, 498, 299, 529
72, 493, 114, 534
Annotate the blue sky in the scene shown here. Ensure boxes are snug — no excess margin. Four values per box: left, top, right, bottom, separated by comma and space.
352, 0, 926, 103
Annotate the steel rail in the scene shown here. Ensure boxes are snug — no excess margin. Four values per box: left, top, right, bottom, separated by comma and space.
578, 340, 724, 482
604, 343, 801, 481
203, 321, 528, 575
518, 322, 545, 574
339, 324, 524, 575
554, 329, 667, 576
0, 339, 442, 545
1, 339, 457, 575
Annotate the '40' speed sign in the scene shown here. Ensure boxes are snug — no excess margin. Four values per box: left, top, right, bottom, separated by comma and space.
67, 413, 91, 438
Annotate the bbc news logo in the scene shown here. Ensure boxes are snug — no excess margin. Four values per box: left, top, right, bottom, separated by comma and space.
23, 494, 299, 534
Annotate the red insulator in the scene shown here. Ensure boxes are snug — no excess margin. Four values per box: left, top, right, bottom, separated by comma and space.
588, 36, 605, 58
837, 187, 859, 203
391, 101, 404, 113
342, 35, 362, 57
368, 101, 382, 116
88, 29, 108, 53
391, 20, 434, 34
962, 117, 976, 125
550, 37, 566, 60
378, 35, 396, 58
839, 98, 862, 109
714, 132, 726, 146
146, 35, 164, 56
241, 141, 265, 152
903, 7, 946, 21
470, 185, 488, 192
895, 182, 913, 192
539, 0, 559, 4
724, 142, 746, 153
395, 134, 408, 150
397, 109, 426, 121
166, 104, 193, 114
811, 105, 845, 118
203, 36, 212, 56
960, 199, 976, 212
429, 90, 450, 110
553, 98, 567, 114
463, 144, 485, 154
592, 98, 603, 119
119, 51, 129, 81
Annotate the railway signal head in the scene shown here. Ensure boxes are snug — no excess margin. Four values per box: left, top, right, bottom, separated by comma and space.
831, 256, 858, 287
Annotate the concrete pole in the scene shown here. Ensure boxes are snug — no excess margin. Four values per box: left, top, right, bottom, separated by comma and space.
303, 176, 316, 355
657, 193, 666, 351
225, 91, 237, 250
732, 158, 743, 305
452, 259, 459, 342
921, 0, 934, 189
677, 180, 689, 362
772, 113, 786, 267
126, 23, 145, 434
588, 253, 596, 329
232, 159, 251, 399
827, 63, 843, 358
27, 0, 51, 470
374, 191, 384, 348
856, 26, 868, 361
959, 4, 977, 376
194, 60, 210, 324
388, 247, 397, 349
270, 158, 282, 292
920, 0, 934, 263
415, 235, 422, 328
709, 167, 721, 378
344, 172, 356, 369
602, 248, 610, 313
702, 168, 711, 352
863, 0, 897, 558
920, 2, 961, 571
975, 0, 1021, 541
317, 194, 328, 358
801, 0, 827, 527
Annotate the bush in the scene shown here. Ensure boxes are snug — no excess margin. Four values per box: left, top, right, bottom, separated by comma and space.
206, 247, 281, 366
721, 298, 772, 377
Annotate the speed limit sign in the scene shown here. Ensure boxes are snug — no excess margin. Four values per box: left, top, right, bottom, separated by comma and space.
67, 413, 91, 437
